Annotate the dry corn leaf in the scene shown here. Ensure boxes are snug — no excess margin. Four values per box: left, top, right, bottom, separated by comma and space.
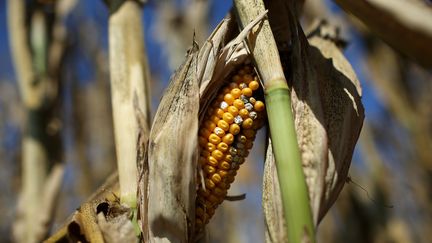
263, 14, 364, 243
334, 0, 432, 68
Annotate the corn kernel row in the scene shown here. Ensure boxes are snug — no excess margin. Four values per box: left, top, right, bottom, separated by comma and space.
195, 65, 266, 232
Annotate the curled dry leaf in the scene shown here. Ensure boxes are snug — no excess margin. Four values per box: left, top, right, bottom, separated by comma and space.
263, 17, 364, 243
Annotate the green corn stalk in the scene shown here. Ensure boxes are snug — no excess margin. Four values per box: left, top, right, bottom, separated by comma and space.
234, 0, 316, 242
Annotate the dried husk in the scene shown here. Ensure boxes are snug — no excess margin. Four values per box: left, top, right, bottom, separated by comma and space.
146, 42, 200, 243
263, 12, 364, 243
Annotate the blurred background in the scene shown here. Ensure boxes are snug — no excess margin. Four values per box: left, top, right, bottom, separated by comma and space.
1, 0, 431, 242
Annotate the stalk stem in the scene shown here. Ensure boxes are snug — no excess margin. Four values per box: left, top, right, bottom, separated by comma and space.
233, 0, 316, 242
108, 0, 151, 207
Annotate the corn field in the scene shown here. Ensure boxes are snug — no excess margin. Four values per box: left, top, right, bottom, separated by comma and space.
0, 0, 431, 242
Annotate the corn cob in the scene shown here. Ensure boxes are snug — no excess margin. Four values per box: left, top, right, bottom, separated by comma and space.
195, 65, 266, 232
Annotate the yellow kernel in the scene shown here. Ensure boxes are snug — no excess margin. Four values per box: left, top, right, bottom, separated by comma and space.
224, 154, 232, 162
217, 169, 229, 178
243, 74, 253, 83
239, 109, 249, 118
229, 124, 241, 135
211, 150, 224, 161
222, 134, 234, 145
242, 118, 253, 129
222, 112, 234, 124
231, 88, 242, 98
205, 178, 215, 189
206, 143, 216, 152
217, 120, 230, 131
210, 115, 220, 124
207, 156, 219, 167
227, 106, 239, 116
254, 101, 265, 112
214, 127, 225, 137
219, 161, 231, 170
216, 108, 225, 118
242, 87, 253, 97
217, 142, 229, 152
224, 93, 235, 105
204, 165, 216, 174
209, 134, 221, 144
233, 99, 244, 109
249, 80, 259, 90
211, 173, 222, 184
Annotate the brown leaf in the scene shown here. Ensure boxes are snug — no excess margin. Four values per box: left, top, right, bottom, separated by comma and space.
263, 9, 364, 243
334, 0, 432, 68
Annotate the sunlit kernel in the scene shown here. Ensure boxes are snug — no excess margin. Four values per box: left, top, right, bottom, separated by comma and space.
222, 112, 234, 124
233, 99, 244, 109
229, 123, 241, 135
227, 106, 239, 116
214, 127, 225, 137
231, 88, 242, 98
222, 133, 234, 145
249, 80, 259, 91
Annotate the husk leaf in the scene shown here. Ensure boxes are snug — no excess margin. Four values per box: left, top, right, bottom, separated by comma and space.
147, 43, 200, 242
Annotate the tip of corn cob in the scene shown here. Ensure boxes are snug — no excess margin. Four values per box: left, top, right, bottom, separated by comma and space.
195, 65, 266, 233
